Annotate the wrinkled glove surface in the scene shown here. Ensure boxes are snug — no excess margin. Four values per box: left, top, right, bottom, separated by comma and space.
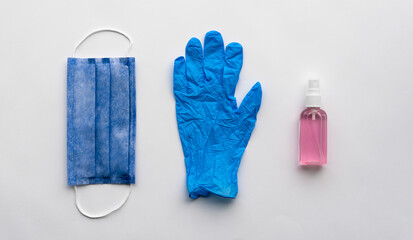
173, 31, 262, 199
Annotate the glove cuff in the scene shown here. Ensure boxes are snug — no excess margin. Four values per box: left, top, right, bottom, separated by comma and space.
188, 181, 238, 199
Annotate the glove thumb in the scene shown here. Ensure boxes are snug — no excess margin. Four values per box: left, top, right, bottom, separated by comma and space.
238, 82, 262, 121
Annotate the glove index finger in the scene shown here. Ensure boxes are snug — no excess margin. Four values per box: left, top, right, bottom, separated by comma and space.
223, 42, 243, 97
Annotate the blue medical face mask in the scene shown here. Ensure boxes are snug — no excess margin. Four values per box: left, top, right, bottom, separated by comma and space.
67, 29, 136, 218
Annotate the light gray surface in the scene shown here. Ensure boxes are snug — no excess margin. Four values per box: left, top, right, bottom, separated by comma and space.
1, 0, 413, 239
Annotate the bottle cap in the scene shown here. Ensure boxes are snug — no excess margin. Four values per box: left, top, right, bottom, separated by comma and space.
305, 79, 321, 107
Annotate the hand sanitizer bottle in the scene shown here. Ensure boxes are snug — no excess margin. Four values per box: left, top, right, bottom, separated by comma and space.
299, 79, 327, 165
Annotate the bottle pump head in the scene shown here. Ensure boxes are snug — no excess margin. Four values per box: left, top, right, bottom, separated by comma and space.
305, 79, 321, 107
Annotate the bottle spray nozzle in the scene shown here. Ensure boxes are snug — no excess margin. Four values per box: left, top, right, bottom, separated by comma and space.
308, 79, 320, 90
305, 79, 321, 107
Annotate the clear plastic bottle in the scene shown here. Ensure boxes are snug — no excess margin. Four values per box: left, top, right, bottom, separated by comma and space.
299, 79, 327, 165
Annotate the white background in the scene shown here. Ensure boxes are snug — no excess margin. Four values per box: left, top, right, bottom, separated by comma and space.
0, 0, 412, 239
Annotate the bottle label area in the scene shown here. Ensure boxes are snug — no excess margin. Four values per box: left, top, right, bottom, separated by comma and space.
299, 108, 327, 165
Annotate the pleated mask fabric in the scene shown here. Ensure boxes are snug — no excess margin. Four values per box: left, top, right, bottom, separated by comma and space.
67, 57, 136, 186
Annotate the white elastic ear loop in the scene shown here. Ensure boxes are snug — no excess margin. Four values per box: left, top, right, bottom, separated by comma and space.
72, 28, 133, 57
74, 184, 132, 219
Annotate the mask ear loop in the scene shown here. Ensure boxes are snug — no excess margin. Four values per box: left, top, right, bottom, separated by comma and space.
72, 28, 133, 218
74, 185, 133, 219
72, 28, 133, 57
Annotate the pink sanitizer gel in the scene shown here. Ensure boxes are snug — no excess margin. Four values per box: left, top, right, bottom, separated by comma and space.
299, 79, 327, 165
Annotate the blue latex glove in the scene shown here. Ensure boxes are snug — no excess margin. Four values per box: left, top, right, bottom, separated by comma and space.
173, 31, 262, 199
